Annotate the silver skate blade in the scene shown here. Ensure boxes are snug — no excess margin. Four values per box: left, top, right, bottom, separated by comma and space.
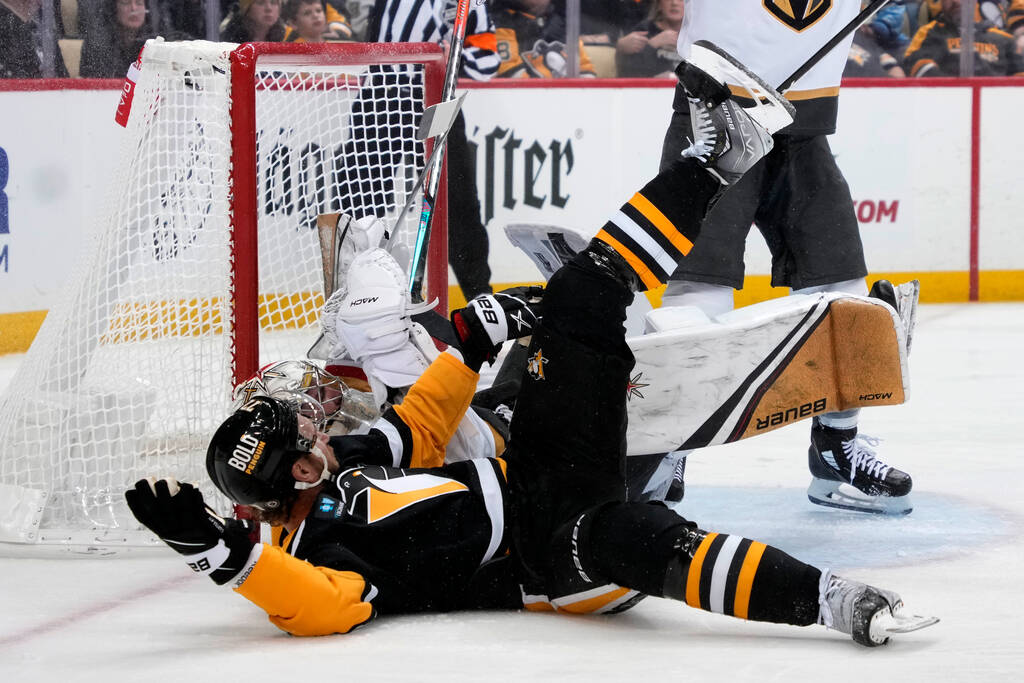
688, 40, 795, 134
807, 479, 913, 516
877, 610, 940, 636
895, 280, 921, 353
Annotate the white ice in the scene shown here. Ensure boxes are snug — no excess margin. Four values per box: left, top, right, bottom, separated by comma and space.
1, 303, 1022, 681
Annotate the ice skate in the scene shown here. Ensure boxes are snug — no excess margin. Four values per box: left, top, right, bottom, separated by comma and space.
676, 41, 795, 185
818, 571, 938, 647
807, 417, 913, 515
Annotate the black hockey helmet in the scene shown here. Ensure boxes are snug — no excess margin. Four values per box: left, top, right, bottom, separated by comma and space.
205, 396, 315, 509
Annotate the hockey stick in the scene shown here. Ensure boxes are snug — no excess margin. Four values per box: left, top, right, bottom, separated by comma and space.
405, 0, 475, 302
380, 92, 466, 253
776, 0, 893, 92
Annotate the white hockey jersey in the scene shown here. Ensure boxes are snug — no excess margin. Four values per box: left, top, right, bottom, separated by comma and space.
677, 0, 860, 133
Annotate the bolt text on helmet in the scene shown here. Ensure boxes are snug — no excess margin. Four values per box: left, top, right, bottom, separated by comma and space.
228, 433, 266, 474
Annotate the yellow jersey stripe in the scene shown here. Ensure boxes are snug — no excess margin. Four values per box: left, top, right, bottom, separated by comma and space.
556, 586, 634, 614
595, 229, 662, 290
685, 532, 718, 608
732, 541, 768, 620
627, 192, 693, 257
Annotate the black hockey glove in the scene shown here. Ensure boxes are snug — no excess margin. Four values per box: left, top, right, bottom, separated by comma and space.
451, 286, 543, 369
125, 478, 257, 586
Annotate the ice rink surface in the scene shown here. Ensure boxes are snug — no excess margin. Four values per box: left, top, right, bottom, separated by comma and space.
1, 303, 1022, 681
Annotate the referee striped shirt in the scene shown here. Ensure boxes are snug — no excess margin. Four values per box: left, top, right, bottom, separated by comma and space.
366, 0, 499, 81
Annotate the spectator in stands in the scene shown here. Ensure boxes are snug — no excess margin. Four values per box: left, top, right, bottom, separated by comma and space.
221, 0, 287, 42
340, 0, 372, 40
904, 0, 1024, 76
916, 0, 1016, 32
80, 0, 158, 78
845, 2, 908, 77
495, 0, 596, 77
577, 0, 647, 46
1006, 0, 1024, 52
614, 0, 681, 78
159, 0, 231, 40
283, 0, 352, 41
0, 0, 68, 78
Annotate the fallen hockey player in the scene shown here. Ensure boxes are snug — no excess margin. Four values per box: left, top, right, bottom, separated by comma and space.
125, 43, 938, 646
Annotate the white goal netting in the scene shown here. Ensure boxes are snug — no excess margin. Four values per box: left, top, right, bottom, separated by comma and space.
0, 40, 445, 553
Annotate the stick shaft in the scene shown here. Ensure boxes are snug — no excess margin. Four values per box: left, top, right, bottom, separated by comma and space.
408, 0, 474, 301
776, 0, 892, 93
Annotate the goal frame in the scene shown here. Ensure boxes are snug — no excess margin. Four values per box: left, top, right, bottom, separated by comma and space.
229, 41, 449, 387
0, 40, 450, 555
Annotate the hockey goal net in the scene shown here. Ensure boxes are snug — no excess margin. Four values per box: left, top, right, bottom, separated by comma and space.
0, 40, 447, 554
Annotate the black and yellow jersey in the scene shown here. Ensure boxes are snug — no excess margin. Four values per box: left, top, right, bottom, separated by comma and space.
845, 32, 902, 78
904, 15, 1024, 77
230, 352, 520, 636
1008, 0, 1024, 34
495, 8, 596, 78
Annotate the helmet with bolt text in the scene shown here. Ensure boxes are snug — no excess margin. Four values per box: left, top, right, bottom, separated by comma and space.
206, 396, 315, 509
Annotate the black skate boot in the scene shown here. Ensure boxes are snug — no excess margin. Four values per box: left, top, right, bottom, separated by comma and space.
818, 571, 938, 647
807, 417, 913, 515
626, 451, 687, 503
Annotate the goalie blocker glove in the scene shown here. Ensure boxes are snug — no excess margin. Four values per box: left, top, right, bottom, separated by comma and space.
451, 287, 543, 370
126, 478, 257, 586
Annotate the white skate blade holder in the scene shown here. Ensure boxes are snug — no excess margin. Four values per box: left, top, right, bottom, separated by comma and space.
687, 40, 795, 135
871, 606, 940, 644
807, 478, 913, 516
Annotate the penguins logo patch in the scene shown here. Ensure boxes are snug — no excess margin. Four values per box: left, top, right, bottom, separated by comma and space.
763, 0, 833, 32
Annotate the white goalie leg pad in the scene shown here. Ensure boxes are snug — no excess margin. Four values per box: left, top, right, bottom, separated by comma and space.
336, 215, 389, 280
312, 216, 392, 361
625, 289, 912, 455
686, 41, 795, 135
331, 248, 437, 403
361, 321, 438, 406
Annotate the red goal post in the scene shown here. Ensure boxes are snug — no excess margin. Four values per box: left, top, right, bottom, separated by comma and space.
0, 40, 448, 554
228, 41, 449, 385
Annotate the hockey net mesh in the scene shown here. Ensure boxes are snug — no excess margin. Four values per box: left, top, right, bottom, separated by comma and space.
0, 41, 441, 553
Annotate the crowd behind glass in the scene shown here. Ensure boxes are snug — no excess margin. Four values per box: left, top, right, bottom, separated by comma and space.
1, 0, 1021, 81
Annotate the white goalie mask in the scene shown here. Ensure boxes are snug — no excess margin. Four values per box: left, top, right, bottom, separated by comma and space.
231, 360, 379, 436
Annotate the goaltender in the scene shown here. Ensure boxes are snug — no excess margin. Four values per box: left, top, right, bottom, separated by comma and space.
125, 43, 937, 647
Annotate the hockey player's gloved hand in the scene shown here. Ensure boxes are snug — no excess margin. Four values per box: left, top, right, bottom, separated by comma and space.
451, 287, 543, 369
126, 478, 256, 586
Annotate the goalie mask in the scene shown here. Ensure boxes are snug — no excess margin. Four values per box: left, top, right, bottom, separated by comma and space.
231, 360, 378, 437
206, 396, 322, 509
